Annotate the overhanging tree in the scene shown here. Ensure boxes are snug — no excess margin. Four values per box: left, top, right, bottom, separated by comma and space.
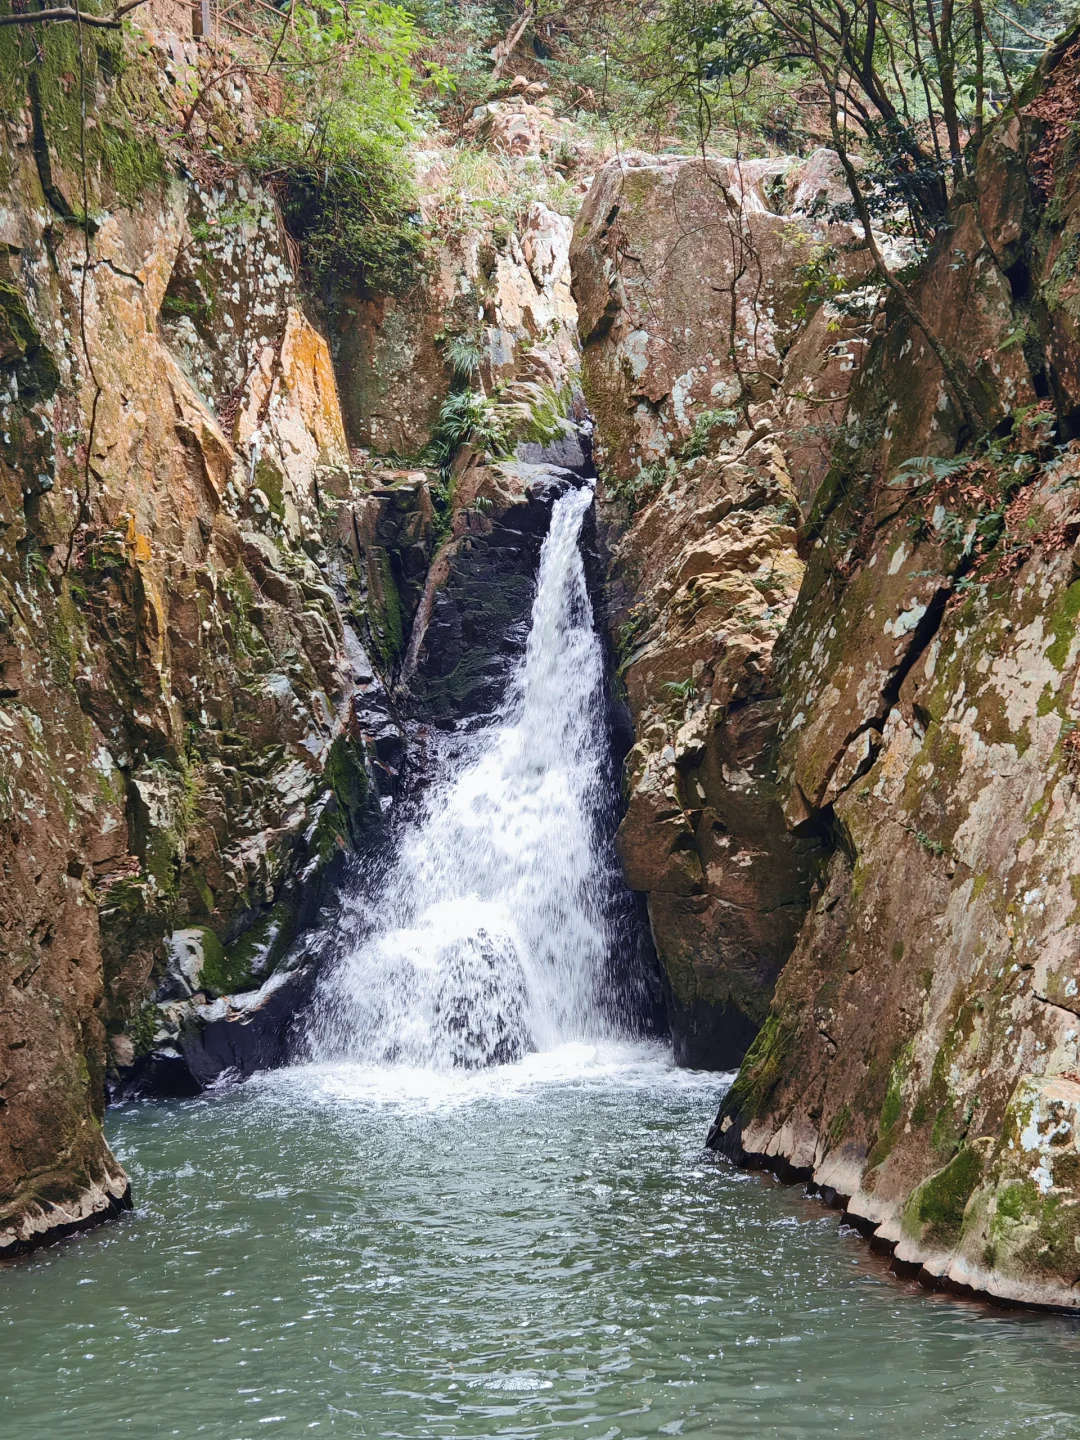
648, 0, 1067, 433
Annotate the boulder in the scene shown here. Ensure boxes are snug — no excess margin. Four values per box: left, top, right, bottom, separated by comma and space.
570, 150, 873, 483
573, 150, 875, 1064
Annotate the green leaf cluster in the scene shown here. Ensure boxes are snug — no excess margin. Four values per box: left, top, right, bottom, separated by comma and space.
247, 1, 432, 293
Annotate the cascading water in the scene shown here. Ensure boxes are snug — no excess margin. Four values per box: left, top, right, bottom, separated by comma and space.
306, 480, 627, 1070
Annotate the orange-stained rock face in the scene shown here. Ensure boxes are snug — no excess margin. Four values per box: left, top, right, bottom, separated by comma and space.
0, 7, 597, 1254
0, 87, 408, 1255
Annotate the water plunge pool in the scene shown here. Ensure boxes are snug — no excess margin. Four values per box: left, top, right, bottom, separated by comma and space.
4, 1042, 1080, 1439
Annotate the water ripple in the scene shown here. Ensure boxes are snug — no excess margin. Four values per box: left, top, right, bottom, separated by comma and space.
3, 1044, 1080, 1437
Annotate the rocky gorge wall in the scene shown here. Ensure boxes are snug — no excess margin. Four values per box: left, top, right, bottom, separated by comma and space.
9, 0, 1080, 1320
571, 21, 1080, 1311
570, 149, 879, 1064
0, 5, 585, 1256
702, 34, 1080, 1309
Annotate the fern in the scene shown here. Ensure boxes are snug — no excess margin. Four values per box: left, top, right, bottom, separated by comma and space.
888, 454, 971, 489
427, 390, 512, 474
682, 407, 739, 459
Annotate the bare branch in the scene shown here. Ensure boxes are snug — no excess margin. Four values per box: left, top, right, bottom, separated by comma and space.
491, 4, 534, 82
0, 1, 148, 28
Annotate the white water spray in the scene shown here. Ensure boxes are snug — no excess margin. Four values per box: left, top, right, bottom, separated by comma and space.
307, 482, 623, 1070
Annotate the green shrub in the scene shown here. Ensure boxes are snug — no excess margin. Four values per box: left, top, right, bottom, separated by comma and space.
246, 1, 430, 294
253, 130, 426, 292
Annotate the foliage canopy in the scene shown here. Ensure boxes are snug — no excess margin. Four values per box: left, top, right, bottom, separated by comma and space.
245, 1, 434, 293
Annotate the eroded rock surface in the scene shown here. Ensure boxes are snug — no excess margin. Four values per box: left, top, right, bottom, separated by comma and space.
713, 31, 1080, 1309
572, 150, 874, 1064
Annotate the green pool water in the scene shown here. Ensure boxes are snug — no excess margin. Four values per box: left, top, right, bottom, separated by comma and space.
3, 1042, 1080, 1439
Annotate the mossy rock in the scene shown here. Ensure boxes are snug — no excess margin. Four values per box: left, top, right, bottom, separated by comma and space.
720, 1012, 795, 1127
209, 903, 297, 996
365, 546, 405, 672
903, 1143, 986, 1248
316, 733, 372, 854
0, 7, 167, 210
866, 1039, 916, 1169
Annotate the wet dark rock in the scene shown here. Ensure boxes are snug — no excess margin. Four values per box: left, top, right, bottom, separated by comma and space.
404, 462, 581, 725
113, 963, 318, 1098
516, 426, 590, 474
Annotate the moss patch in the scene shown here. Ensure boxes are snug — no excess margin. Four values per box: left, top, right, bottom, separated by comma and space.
207, 905, 295, 997
865, 1040, 916, 1169
365, 547, 405, 672
905, 1144, 984, 1247
0, 6, 167, 213
1045, 580, 1080, 671
720, 1012, 795, 1126
320, 733, 371, 852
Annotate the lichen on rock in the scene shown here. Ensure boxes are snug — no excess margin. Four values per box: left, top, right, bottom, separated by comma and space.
711, 26, 1080, 1309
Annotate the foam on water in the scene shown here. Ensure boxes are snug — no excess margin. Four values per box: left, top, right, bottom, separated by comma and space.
305, 482, 629, 1071
258, 1040, 729, 1114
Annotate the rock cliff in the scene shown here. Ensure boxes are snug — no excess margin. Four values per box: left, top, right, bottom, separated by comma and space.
0, 19, 407, 1251
0, 5, 584, 1255
711, 31, 1080, 1309
571, 151, 875, 1064
572, 21, 1080, 1310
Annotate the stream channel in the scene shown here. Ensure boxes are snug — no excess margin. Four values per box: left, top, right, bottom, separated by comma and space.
5, 485, 1080, 1438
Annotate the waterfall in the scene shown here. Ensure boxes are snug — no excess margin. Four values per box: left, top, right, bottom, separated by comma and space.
306, 481, 626, 1070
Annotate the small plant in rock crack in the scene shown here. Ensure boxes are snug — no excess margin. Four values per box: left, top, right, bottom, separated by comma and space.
937, 508, 974, 555
614, 460, 672, 513
892, 411, 1078, 586
888, 454, 973, 492
681, 408, 739, 460
662, 678, 697, 702
791, 243, 850, 322
616, 608, 651, 669
442, 332, 483, 380
427, 389, 511, 475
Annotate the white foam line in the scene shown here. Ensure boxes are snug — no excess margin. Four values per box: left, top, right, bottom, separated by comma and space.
250, 1041, 731, 1114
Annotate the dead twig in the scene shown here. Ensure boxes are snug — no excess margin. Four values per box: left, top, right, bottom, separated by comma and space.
0, 0, 148, 28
